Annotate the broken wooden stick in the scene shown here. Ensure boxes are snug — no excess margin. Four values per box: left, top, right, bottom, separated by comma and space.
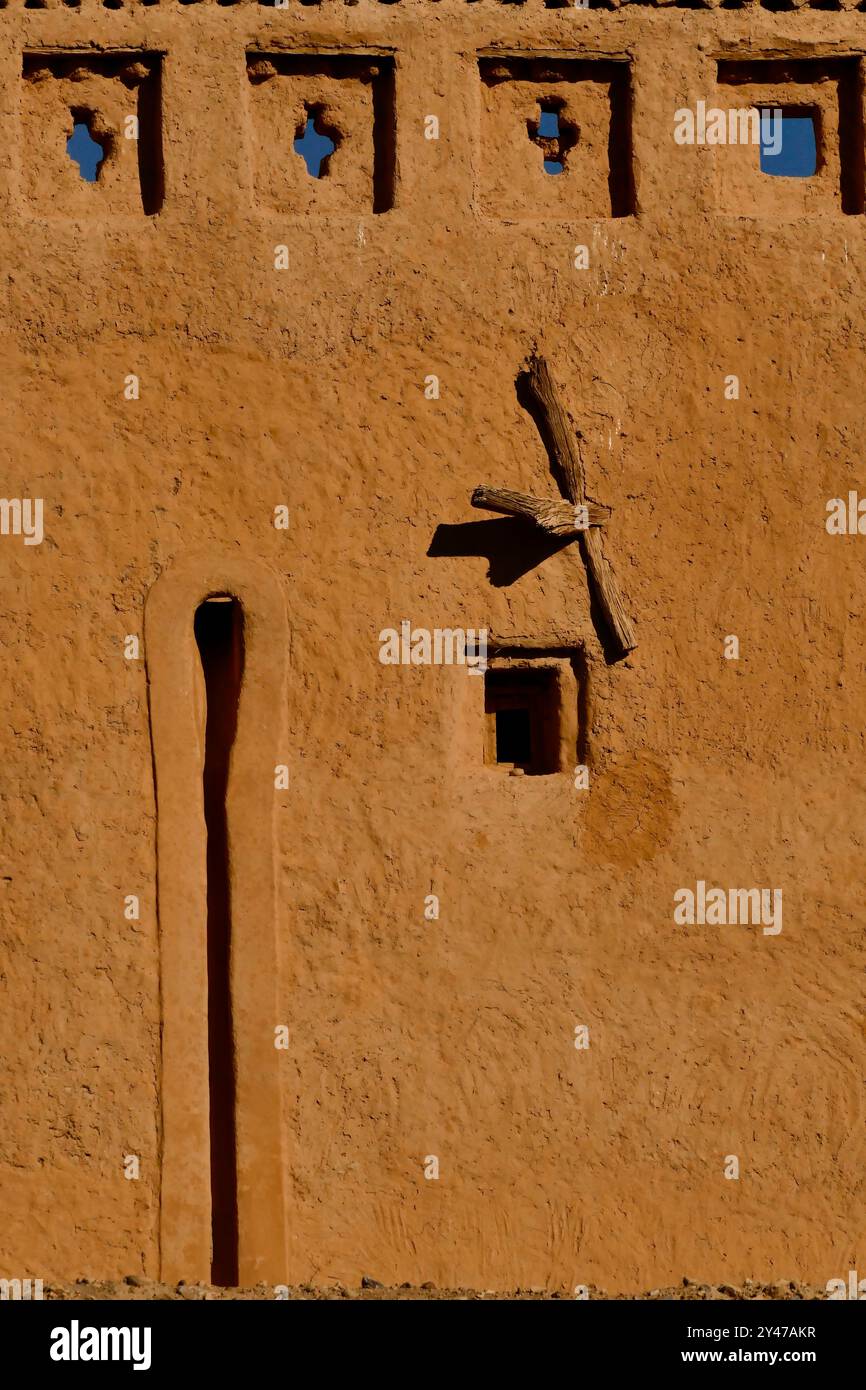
523, 355, 637, 659
472, 485, 609, 536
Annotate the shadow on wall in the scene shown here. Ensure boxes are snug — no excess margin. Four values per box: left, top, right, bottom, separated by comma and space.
428, 517, 573, 587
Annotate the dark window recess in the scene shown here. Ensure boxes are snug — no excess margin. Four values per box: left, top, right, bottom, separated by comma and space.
496, 707, 533, 765
485, 668, 561, 775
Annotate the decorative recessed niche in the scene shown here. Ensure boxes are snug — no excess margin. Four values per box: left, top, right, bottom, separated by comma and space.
715, 59, 865, 218
22, 51, 164, 217
478, 55, 634, 221
246, 51, 396, 216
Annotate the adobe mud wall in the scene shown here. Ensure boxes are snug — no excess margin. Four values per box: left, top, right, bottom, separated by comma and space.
0, 0, 864, 1294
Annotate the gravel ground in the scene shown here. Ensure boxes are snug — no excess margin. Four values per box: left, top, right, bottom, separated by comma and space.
41, 1278, 831, 1301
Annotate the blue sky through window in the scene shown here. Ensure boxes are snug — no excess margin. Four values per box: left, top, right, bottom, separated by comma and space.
760, 114, 818, 178
66, 122, 103, 182
538, 106, 563, 176
294, 117, 336, 178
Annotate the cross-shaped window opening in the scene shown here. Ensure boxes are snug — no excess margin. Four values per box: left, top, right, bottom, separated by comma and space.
67, 111, 107, 182
293, 107, 339, 178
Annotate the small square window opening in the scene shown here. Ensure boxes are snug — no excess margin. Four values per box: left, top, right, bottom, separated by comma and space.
484, 667, 561, 775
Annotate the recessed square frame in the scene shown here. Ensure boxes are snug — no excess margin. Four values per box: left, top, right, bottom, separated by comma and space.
477, 50, 635, 221
21, 48, 164, 218
245, 48, 397, 217
481, 647, 586, 776
714, 56, 865, 219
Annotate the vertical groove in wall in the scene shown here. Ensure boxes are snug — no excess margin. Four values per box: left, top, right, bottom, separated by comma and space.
145, 556, 288, 1287
194, 596, 244, 1286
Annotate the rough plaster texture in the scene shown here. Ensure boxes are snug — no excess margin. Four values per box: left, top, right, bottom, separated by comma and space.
0, 1, 864, 1295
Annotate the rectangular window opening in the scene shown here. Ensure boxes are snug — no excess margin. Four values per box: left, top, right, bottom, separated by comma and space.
759, 106, 820, 177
